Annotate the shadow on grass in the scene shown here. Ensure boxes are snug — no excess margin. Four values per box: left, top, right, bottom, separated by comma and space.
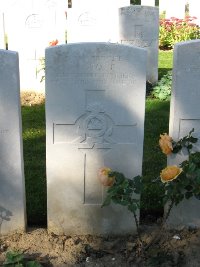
140, 100, 170, 224
22, 104, 46, 227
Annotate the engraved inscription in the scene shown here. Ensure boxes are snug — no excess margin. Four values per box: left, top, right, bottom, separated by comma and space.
0, 129, 9, 134
78, 12, 96, 26
53, 91, 137, 205
121, 39, 153, 48
51, 72, 135, 84
25, 14, 43, 28
135, 25, 143, 39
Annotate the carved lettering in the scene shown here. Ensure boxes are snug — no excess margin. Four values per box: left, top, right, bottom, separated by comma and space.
121, 39, 153, 48
0, 129, 9, 134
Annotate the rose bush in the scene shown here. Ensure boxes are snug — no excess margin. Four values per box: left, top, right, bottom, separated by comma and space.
100, 128, 200, 253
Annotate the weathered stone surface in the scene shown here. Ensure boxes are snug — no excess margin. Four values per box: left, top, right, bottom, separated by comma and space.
119, 5, 159, 84
167, 40, 200, 227
0, 49, 26, 234
67, 0, 130, 43
46, 43, 146, 235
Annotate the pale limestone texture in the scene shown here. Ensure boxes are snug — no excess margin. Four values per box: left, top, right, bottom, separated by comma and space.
4, 0, 67, 91
167, 40, 200, 228
46, 43, 146, 235
0, 50, 26, 234
67, 0, 130, 43
119, 5, 159, 84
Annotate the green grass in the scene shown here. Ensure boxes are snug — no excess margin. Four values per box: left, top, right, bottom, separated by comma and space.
22, 105, 46, 226
22, 50, 173, 226
141, 100, 170, 219
158, 50, 173, 78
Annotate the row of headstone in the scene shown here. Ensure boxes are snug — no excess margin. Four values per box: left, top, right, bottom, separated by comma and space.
2, 1, 160, 88
2, 39, 200, 235
67, 5, 159, 84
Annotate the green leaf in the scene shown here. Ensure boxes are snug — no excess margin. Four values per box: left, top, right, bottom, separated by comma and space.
26, 261, 43, 267
4, 251, 23, 265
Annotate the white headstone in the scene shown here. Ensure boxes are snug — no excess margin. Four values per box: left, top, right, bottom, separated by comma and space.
159, 0, 167, 14
0, 49, 26, 234
5, 0, 67, 91
119, 5, 159, 84
141, 0, 155, 6
168, 40, 200, 227
46, 43, 147, 235
165, 0, 186, 19
67, 0, 130, 43
188, 0, 200, 26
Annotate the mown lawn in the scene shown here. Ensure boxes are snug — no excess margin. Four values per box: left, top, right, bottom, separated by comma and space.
22, 50, 173, 226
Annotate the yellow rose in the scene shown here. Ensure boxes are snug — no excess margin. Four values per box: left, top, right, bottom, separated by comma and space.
98, 167, 115, 187
159, 133, 173, 155
160, 165, 182, 183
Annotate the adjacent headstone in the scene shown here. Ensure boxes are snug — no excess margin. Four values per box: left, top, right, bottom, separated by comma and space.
188, 0, 200, 26
119, 5, 159, 84
167, 40, 200, 227
141, 0, 155, 6
165, 0, 186, 19
46, 43, 147, 235
5, 0, 67, 91
0, 49, 26, 234
159, 0, 167, 14
67, 0, 130, 43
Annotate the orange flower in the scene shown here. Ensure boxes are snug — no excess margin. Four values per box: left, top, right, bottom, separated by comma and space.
160, 166, 182, 183
98, 167, 115, 187
49, 39, 58, 46
159, 133, 173, 155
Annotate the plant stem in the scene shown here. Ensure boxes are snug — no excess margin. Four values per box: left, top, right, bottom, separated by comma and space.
144, 199, 175, 251
133, 210, 142, 244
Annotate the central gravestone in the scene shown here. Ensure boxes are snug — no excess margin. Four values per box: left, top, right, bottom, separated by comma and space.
46, 43, 146, 235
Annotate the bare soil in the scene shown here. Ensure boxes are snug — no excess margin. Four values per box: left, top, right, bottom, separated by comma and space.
1, 224, 200, 267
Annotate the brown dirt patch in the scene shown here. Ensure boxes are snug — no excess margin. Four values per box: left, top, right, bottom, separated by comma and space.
20, 91, 45, 106
1, 225, 200, 266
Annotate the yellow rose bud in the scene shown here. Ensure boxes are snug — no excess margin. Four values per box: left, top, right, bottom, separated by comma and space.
98, 167, 115, 187
160, 165, 182, 183
159, 133, 173, 155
